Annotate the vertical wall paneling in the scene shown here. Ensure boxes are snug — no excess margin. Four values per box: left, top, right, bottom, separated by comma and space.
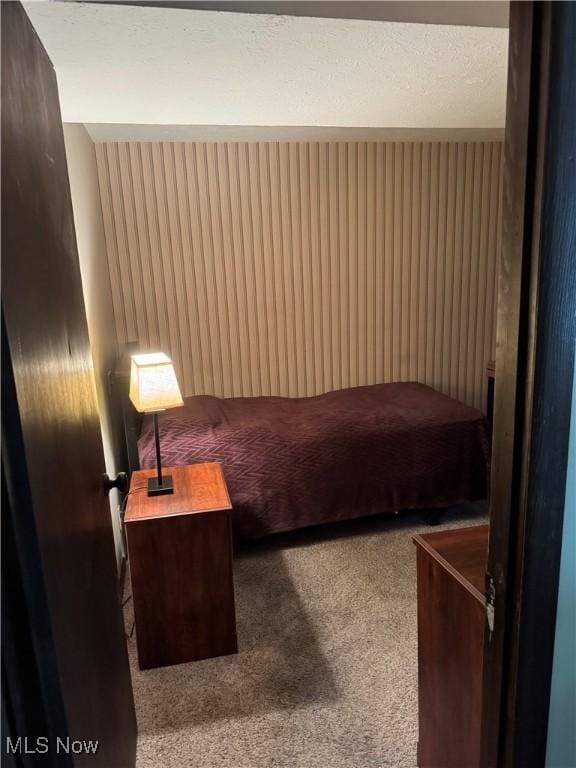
95, 140, 503, 410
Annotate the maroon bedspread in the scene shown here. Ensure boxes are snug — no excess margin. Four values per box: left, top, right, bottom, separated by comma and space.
138, 382, 490, 538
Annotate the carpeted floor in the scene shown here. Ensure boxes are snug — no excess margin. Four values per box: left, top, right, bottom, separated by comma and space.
126, 503, 487, 768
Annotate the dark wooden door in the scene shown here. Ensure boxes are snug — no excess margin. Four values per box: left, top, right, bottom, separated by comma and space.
1, 4, 137, 766
481, 2, 576, 766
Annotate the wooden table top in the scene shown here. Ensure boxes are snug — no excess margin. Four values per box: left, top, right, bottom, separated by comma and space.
125, 463, 232, 523
413, 524, 489, 603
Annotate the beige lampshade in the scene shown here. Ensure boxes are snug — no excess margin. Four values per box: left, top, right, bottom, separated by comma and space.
129, 352, 183, 413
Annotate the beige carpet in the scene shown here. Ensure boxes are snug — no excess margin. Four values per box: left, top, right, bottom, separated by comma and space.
126, 503, 487, 768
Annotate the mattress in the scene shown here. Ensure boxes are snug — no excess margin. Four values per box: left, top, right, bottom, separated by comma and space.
137, 382, 491, 538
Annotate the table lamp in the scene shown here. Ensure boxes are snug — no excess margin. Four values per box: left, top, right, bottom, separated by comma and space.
129, 352, 183, 496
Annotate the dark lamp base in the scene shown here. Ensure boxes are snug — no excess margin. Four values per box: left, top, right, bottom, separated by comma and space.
147, 475, 174, 496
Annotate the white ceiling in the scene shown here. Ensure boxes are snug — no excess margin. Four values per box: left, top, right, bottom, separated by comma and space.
25, 2, 508, 132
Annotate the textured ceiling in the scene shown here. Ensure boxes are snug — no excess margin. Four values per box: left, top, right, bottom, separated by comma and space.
25, 2, 508, 129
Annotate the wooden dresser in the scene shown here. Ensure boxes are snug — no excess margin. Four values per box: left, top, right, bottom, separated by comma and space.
413, 525, 489, 768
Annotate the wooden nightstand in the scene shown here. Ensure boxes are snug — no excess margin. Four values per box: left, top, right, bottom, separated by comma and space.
125, 463, 237, 670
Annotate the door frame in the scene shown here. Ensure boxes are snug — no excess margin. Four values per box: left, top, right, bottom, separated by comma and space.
481, 2, 576, 766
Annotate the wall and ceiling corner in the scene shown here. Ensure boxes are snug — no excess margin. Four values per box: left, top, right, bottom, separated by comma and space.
24, 2, 509, 413
63, 123, 124, 569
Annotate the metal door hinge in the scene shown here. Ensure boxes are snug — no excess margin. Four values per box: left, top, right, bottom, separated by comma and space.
102, 472, 129, 496
486, 572, 496, 634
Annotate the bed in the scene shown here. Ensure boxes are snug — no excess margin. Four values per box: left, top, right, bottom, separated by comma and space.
132, 381, 490, 539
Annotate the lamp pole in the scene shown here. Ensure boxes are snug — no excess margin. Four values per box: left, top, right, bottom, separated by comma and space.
153, 412, 163, 487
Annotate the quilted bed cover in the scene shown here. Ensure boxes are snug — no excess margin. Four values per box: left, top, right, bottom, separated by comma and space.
138, 382, 491, 538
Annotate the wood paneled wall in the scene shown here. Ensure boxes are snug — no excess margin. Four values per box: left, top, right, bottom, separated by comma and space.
96, 141, 502, 410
